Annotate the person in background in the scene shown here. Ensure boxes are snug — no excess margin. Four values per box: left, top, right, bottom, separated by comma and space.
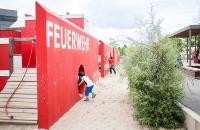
194, 47, 200, 63
192, 49, 196, 59
196, 47, 200, 57
194, 55, 199, 63
78, 71, 96, 101
108, 57, 116, 74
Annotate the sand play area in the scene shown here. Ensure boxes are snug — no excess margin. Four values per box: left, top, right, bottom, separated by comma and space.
0, 67, 143, 130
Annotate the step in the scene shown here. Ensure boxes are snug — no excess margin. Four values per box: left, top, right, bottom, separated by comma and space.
13, 69, 37, 74
0, 102, 37, 109
3, 85, 37, 89
11, 73, 36, 77
6, 82, 37, 86
8, 76, 37, 82
0, 111, 37, 121
0, 98, 37, 103
1, 88, 37, 95
0, 119, 37, 124
0, 108, 37, 114
0, 94, 37, 99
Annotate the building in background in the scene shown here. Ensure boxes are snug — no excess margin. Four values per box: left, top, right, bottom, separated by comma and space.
0, 8, 17, 28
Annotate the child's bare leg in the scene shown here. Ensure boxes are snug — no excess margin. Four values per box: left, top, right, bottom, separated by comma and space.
91, 92, 96, 98
84, 96, 89, 101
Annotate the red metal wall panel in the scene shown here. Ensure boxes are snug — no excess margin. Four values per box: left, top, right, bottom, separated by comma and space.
0, 30, 21, 54
0, 77, 9, 91
67, 18, 84, 29
24, 20, 36, 29
0, 41, 9, 91
113, 48, 120, 64
21, 42, 36, 68
36, 2, 99, 129
0, 21, 36, 68
99, 40, 113, 77
0, 44, 9, 69
99, 41, 105, 77
21, 20, 36, 67
13, 41, 21, 54
0, 30, 21, 37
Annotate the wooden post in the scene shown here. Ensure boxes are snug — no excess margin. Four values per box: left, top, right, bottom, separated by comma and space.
187, 38, 188, 63
195, 36, 197, 52
189, 29, 192, 66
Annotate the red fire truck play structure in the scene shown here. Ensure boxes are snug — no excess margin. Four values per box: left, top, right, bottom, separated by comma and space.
99, 40, 113, 77
0, 2, 120, 129
98, 40, 120, 77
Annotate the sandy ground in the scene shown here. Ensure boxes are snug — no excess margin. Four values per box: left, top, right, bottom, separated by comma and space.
51, 71, 142, 130
0, 67, 143, 130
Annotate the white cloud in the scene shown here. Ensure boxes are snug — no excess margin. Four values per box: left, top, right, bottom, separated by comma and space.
154, 0, 199, 34
0, 0, 199, 42
89, 27, 141, 43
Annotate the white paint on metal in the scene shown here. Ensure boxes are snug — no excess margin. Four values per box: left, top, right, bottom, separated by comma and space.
25, 16, 35, 20
13, 55, 22, 70
0, 38, 9, 44
0, 70, 10, 76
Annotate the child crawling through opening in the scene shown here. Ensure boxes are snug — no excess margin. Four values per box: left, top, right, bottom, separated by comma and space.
78, 71, 96, 101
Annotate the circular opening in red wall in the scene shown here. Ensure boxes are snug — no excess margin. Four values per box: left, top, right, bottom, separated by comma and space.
78, 65, 85, 97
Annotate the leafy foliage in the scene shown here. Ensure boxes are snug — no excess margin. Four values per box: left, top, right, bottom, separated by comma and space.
123, 37, 185, 129
119, 45, 127, 56
171, 38, 185, 52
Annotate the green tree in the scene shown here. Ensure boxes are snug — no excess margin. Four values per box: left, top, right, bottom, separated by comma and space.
119, 45, 127, 56
124, 38, 185, 129
122, 3, 185, 129
171, 38, 185, 51
195, 35, 200, 48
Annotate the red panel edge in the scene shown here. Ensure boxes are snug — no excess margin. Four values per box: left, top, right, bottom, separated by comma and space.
36, 2, 49, 129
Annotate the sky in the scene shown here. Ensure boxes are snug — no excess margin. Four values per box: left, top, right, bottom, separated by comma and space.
0, 0, 200, 44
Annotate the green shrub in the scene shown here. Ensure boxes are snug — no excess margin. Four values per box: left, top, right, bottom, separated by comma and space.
124, 37, 185, 129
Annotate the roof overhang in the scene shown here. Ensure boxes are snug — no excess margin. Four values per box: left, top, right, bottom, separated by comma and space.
171, 25, 200, 38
